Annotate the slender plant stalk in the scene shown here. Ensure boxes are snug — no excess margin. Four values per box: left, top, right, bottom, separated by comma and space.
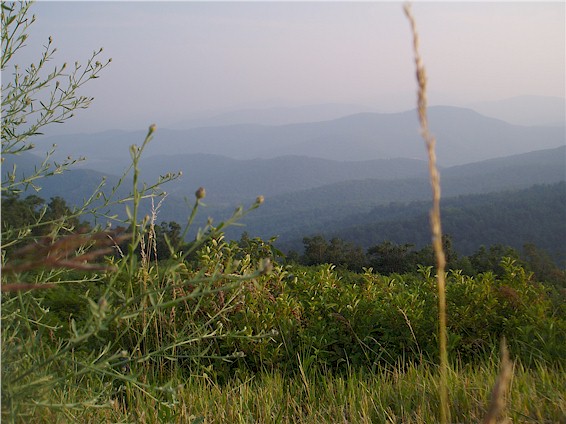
483, 338, 514, 424
403, 4, 449, 423
127, 124, 156, 294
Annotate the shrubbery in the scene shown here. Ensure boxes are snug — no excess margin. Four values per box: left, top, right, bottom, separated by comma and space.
67, 232, 560, 380
207, 249, 565, 374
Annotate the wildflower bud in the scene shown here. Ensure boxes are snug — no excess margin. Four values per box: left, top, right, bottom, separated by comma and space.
98, 297, 108, 310
149, 123, 157, 134
256, 195, 264, 205
259, 258, 273, 275
195, 187, 206, 200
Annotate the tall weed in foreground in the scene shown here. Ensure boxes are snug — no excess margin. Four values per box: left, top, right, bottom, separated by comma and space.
403, 4, 449, 422
1, 123, 270, 421
403, 4, 515, 423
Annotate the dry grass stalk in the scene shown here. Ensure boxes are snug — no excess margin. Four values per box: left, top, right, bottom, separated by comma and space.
403, 3, 449, 423
1, 228, 130, 291
140, 195, 166, 271
483, 338, 514, 424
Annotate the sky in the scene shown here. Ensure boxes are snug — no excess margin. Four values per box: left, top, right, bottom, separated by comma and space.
6, 1, 565, 134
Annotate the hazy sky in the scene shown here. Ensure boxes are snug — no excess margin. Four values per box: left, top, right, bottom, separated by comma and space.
8, 1, 565, 134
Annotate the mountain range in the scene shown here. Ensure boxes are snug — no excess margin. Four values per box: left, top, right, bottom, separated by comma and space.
170, 95, 565, 128
6, 102, 565, 260
34, 106, 564, 172
7, 145, 565, 252
223, 146, 566, 242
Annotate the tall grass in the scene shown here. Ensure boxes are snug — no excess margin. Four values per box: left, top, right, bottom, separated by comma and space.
16, 358, 565, 423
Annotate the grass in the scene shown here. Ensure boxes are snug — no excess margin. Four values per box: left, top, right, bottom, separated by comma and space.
17, 359, 565, 423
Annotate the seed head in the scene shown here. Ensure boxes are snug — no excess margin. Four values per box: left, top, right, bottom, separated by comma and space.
195, 187, 206, 200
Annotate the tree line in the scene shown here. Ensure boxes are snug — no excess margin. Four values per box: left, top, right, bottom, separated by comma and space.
294, 233, 565, 288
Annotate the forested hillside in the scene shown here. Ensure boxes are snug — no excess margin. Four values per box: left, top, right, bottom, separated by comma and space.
5, 148, 565, 263
283, 182, 566, 264
8, 146, 564, 232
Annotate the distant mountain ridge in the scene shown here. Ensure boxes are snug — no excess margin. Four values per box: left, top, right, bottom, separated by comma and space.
136, 154, 430, 204
34, 105, 565, 170
7, 145, 564, 210
224, 145, 566, 242
4, 146, 565, 262
163, 96, 566, 128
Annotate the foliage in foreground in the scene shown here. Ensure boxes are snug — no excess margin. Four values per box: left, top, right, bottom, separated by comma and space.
154, 240, 566, 375
3, 219, 565, 421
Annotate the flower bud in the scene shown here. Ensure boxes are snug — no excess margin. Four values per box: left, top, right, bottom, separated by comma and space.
195, 187, 206, 200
